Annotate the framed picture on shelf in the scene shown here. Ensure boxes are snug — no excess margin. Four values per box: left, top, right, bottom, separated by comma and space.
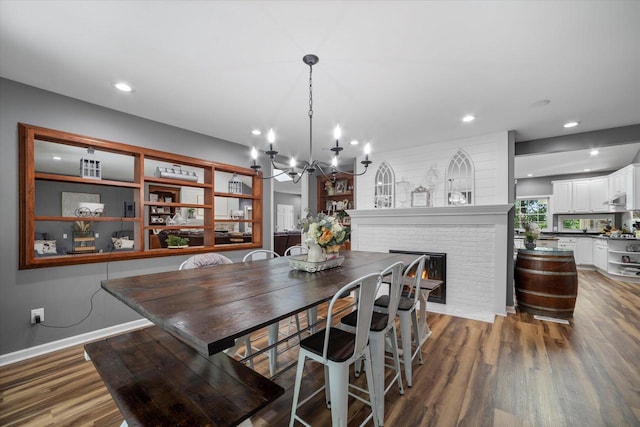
149, 194, 158, 202
335, 179, 347, 194
411, 186, 429, 207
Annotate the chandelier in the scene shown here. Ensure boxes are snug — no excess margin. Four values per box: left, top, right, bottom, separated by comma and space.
250, 54, 372, 184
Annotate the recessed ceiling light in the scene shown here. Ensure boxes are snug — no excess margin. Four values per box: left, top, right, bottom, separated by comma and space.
114, 82, 133, 92
251, 129, 262, 136
590, 149, 599, 156
462, 115, 475, 123
584, 169, 591, 172
527, 173, 533, 177
563, 121, 579, 128
52, 155, 62, 161
350, 140, 359, 146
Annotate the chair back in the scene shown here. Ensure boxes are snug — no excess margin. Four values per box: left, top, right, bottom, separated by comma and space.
179, 253, 233, 270
381, 261, 405, 327
323, 272, 381, 362
403, 254, 428, 305
242, 249, 280, 262
284, 245, 309, 256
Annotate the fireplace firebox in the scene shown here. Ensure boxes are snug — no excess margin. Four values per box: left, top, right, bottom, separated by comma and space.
389, 250, 446, 304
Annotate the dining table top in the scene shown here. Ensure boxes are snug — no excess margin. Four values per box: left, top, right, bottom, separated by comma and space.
101, 250, 424, 357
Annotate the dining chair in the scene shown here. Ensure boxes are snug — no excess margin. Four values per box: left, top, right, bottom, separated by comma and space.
284, 245, 309, 256
178, 253, 255, 368
290, 272, 381, 427
178, 252, 233, 270
339, 261, 405, 424
373, 254, 427, 387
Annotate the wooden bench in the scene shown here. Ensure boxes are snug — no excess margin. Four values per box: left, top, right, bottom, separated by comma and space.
84, 326, 284, 427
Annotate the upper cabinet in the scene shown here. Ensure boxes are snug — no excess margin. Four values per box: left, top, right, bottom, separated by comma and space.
19, 123, 263, 269
552, 164, 639, 214
552, 176, 609, 214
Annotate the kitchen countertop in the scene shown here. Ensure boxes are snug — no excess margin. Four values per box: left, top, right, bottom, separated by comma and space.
515, 232, 640, 240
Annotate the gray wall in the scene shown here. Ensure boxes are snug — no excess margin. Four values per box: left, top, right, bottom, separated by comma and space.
0, 78, 273, 356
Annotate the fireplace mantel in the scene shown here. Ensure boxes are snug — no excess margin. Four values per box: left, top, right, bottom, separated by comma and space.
347, 205, 513, 221
347, 204, 513, 322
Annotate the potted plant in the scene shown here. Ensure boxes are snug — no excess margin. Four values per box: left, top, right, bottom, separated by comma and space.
166, 235, 189, 248
523, 221, 540, 249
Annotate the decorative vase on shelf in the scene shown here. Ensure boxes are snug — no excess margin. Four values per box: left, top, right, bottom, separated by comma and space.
306, 239, 325, 263
524, 238, 536, 250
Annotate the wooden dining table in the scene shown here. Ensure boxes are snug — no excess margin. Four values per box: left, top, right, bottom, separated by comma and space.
99, 250, 430, 426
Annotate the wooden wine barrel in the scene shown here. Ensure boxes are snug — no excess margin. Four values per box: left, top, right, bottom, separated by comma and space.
514, 248, 578, 318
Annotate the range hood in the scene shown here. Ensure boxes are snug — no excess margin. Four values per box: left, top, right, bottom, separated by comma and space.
607, 193, 627, 211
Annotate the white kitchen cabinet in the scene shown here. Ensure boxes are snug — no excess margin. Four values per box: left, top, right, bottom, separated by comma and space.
553, 181, 573, 213
592, 239, 608, 271
572, 179, 591, 212
627, 164, 640, 210
576, 237, 593, 265
589, 177, 609, 212
557, 237, 577, 251
608, 168, 627, 200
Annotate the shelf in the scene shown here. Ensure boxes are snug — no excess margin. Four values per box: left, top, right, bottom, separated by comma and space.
609, 250, 640, 255
35, 172, 140, 188
609, 261, 640, 266
35, 216, 139, 222
144, 176, 212, 188
214, 192, 256, 199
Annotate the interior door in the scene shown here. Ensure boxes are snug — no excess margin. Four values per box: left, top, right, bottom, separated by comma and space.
276, 204, 294, 232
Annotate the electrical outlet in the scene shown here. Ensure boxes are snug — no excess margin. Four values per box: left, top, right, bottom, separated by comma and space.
30, 308, 44, 325
62, 233, 67, 239
95, 233, 99, 238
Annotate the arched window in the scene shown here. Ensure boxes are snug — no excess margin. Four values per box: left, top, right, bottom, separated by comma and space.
446, 149, 474, 205
374, 161, 395, 208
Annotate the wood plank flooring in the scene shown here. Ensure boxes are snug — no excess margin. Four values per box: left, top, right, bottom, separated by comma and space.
1, 270, 639, 426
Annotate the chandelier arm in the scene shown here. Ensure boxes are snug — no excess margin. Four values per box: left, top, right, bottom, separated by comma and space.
316, 162, 371, 177
291, 163, 310, 184
257, 166, 295, 180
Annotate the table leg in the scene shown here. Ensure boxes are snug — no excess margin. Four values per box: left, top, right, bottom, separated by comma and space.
268, 323, 278, 377
308, 306, 318, 334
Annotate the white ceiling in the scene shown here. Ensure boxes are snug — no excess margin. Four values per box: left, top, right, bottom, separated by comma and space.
1, 1, 639, 177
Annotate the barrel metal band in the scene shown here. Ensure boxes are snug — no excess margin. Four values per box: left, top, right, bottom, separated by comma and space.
515, 267, 577, 276
515, 287, 577, 299
517, 255, 575, 263
517, 301, 574, 313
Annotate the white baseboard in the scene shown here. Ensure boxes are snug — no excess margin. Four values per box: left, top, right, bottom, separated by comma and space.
0, 319, 152, 367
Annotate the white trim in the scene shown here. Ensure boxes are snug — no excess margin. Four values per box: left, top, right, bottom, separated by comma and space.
0, 319, 152, 367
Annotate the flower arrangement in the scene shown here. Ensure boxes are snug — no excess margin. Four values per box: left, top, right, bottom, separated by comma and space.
523, 221, 541, 240
523, 221, 540, 249
299, 210, 349, 253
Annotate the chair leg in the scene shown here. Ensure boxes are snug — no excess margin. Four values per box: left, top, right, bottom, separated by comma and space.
362, 348, 381, 427
324, 365, 331, 408
327, 362, 350, 427
411, 309, 424, 365
268, 323, 278, 376
369, 331, 385, 425
398, 311, 413, 387
389, 325, 405, 395
289, 353, 306, 427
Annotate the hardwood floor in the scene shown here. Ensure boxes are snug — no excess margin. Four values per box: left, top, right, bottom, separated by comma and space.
1, 270, 639, 426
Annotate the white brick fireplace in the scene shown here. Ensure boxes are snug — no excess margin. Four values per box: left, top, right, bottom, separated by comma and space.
348, 205, 512, 322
